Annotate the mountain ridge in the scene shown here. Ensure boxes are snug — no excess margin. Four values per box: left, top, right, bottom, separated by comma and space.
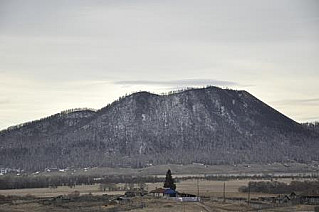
0, 87, 299, 133
1, 86, 318, 171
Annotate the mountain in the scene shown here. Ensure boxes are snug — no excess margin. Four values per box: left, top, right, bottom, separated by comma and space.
0, 86, 318, 171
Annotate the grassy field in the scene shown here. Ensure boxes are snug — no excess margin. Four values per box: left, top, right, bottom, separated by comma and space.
0, 163, 318, 212
0, 177, 318, 211
0, 194, 317, 212
0, 184, 125, 197
0, 178, 307, 198
28, 162, 319, 177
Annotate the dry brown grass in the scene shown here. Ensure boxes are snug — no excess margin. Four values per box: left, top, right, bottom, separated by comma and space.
32, 163, 318, 177
0, 184, 125, 197
0, 177, 317, 212
0, 177, 311, 198
147, 178, 308, 199
0, 192, 317, 212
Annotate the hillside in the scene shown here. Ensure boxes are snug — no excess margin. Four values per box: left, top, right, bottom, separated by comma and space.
0, 86, 318, 171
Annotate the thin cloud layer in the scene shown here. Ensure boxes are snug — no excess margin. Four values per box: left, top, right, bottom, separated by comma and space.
271, 98, 319, 105
0, 0, 318, 129
115, 79, 239, 87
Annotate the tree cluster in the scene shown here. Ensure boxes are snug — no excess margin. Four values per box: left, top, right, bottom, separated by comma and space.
0, 174, 162, 190
164, 169, 176, 190
239, 180, 319, 194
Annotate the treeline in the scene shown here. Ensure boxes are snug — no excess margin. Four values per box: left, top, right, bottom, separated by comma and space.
239, 180, 319, 194
303, 122, 319, 134
181, 174, 319, 182
1, 86, 319, 171
0, 108, 96, 134
0, 174, 163, 190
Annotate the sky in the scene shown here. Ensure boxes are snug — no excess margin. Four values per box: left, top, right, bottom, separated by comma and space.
0, 0, 318, 130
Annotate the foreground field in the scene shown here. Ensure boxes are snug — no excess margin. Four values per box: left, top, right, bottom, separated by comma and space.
0, 178, 314, 198
0, 177, 318, 211
0, 184, 124, 197
0, 194, 317, 212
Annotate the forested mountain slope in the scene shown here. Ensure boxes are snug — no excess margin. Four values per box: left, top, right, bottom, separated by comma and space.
1, 86, 318, 171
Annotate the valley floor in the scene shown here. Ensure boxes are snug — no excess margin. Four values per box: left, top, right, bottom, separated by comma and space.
1, 163, 318, 211
0, 177, 318, 212
0, 195, 317, 212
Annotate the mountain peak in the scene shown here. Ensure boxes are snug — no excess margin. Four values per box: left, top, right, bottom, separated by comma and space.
1, 86, 318, 171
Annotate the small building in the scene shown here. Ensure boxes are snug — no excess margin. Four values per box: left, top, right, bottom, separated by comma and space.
175, 197, 201, 202
258, 196, 276, 202
150, 188, 166, 197
45, 167, 58, 172
116, 196, 131, 204
178, 193, 196, 197
0, 168, 7, 175
272, 192, 319, 205
299, 195, 319, 205
124, 190, 147, 197
274, 194, 292, 204
164, 189, 177, 197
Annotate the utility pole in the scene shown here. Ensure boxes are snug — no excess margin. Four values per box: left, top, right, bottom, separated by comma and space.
247, 183, 250, 206
223, 182, 226, 203
197, 178, 200, 200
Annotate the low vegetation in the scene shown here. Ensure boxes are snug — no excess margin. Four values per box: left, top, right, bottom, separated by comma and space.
239, 180, 319, 194
0, 175, 162, 190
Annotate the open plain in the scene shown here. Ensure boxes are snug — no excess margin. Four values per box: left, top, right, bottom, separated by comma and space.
0, 164, 318, 212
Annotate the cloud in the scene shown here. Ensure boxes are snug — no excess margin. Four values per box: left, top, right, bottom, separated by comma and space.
299, 116, 319, 122
114, 79, 239, 87
271, 98, 319, 105
0, 99, 10, 105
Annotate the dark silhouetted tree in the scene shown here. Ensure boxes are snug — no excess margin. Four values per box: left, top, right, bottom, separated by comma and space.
164, 169, 176, 190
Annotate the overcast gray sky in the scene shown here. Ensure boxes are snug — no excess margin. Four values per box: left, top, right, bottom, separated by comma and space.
0, 0, 318, 130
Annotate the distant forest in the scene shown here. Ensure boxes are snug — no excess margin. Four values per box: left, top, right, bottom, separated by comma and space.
1, 87, 318, 171
239, 180, 319, 194
303, 122, 319, 133
0, 174, 162, 190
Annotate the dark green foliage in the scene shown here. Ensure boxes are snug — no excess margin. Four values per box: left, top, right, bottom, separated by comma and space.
164, 169, 176, 190
0, 174, 162, 190
302, 122, 319, 134
239, 180, 319, 194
